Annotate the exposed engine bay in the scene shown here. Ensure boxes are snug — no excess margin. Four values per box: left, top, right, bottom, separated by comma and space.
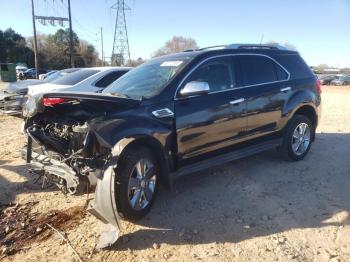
24, 93, 138, 194
26, 120, 105, 194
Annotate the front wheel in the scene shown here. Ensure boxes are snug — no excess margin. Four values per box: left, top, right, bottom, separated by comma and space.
279, 115, 314, 161
115, 146, 159, 221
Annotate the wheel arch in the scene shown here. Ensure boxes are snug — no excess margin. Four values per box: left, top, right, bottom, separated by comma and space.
294, 105, 317, 129
287, 104, 317, 141
112, 135, 175, 190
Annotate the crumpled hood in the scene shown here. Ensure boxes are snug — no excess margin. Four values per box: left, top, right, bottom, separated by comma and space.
24, 91, 141, 118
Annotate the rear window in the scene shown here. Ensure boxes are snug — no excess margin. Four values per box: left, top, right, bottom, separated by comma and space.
239, 55, 281, 86
274, 54, 313, 79
95, 70, 128, 88
50, 69, 100, 86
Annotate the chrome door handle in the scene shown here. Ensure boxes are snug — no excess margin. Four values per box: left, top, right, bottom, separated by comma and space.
280, 87, 291, 92
229, 98, 245, 105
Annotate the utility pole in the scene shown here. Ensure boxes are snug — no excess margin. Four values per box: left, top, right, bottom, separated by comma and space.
31, 0, 39, 79
68, 0, 74, 68
111, 0, 131, 66
100, 27, 104, 66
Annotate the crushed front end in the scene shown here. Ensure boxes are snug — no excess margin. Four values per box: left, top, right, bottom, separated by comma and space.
23, 92, 141, 247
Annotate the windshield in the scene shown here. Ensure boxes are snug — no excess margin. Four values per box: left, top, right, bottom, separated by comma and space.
43, 68, 80, 83
49, 69, 100, 86
102, 57, 193, 99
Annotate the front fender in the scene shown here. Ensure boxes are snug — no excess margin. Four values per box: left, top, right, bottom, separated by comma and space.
89, 117, 172, 150
88, 118, 174, 248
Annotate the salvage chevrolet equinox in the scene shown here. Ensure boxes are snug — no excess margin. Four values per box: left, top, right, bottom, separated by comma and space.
23, 44, 321, 243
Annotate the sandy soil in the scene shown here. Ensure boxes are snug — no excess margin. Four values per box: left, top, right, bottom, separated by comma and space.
0, 86, 350, 262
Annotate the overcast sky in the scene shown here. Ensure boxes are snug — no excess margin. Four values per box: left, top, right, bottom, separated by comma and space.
1, 0, 349, 67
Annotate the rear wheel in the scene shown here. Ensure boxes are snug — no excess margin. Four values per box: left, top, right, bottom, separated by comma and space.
115, 146, 159, 221
279, 115, 313, 161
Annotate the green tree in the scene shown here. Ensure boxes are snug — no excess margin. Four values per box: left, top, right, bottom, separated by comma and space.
0, 28, 34, 66
75, 40, 99, 67
47, 29, 80, 69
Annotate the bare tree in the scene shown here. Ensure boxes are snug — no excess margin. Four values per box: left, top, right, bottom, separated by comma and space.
125, 57, 145, 67
265, 41, 297, 51
153, 36, 198, 57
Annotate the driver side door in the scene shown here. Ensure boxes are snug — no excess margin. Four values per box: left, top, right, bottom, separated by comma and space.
174, 56, 247, 167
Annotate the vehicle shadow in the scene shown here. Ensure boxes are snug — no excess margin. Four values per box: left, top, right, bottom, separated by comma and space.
0, 161, 58, 206
110, 132, 350, 250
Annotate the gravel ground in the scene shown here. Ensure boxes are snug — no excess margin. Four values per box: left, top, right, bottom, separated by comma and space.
0, 86, 350, 262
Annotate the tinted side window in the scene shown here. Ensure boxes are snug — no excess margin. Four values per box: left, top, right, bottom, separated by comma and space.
185, 57, 234, 93
274, 54, 313, 79
95, 70, 128, 88
239, 55, 278, 86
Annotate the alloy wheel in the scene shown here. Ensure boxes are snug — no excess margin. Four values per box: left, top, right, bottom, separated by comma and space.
127, 158, 157, 210
291, 122, 311, 156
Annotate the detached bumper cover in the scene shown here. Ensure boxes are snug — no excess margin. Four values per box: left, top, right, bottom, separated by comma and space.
87, 164, 122, 249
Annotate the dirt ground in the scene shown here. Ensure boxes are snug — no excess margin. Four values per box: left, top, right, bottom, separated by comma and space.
0, 86, 350, 262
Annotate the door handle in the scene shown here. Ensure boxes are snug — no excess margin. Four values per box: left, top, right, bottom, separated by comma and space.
280, 87, 291, 92
229, 98, 245, 105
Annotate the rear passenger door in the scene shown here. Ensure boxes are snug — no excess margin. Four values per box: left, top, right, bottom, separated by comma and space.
238, 55, 290, 137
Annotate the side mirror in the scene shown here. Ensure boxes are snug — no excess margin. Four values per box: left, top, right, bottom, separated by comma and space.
180, 81, 210, 97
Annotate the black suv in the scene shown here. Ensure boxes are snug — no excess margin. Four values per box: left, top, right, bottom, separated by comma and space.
24, 44, 321, 240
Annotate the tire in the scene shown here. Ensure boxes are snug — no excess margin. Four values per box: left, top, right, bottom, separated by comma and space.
279, 115, 314, 161
115, 146, 159, 221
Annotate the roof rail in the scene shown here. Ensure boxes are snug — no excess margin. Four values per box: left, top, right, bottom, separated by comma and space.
197, 45, 227, 51
226, 43, 287, 50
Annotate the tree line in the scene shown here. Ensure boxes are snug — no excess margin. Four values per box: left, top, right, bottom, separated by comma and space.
0, 29, 202, 70
0, 28, 100, 69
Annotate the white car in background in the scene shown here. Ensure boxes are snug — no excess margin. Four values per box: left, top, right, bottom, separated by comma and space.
28, 67, 132, 96
0, 68, 80, 115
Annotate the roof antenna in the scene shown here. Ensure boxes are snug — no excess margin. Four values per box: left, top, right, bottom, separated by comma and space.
259, 34, 264, 45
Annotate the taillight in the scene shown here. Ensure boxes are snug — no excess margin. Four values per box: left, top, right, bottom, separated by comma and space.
316, 79, 322, 94
43, 97, 68, 106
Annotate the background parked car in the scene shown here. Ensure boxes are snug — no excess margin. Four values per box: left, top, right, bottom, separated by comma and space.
319, 75, 338, 85
0, 68, 79, 115
22, 68, 47, 79
16, 65, 28, 80
39, 70, 58, 80
331, 75, 350, 86
28, 67, 132, 96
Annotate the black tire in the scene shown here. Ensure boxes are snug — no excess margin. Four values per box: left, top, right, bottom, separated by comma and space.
279, 115, 314, 161
115, 146, 159, 221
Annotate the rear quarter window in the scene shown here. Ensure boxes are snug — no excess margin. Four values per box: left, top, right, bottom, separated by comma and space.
274, 54, 313, 80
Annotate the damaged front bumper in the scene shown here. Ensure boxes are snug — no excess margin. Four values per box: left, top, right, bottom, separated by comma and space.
24, 136, 123, 248
22, 142, 79, 194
